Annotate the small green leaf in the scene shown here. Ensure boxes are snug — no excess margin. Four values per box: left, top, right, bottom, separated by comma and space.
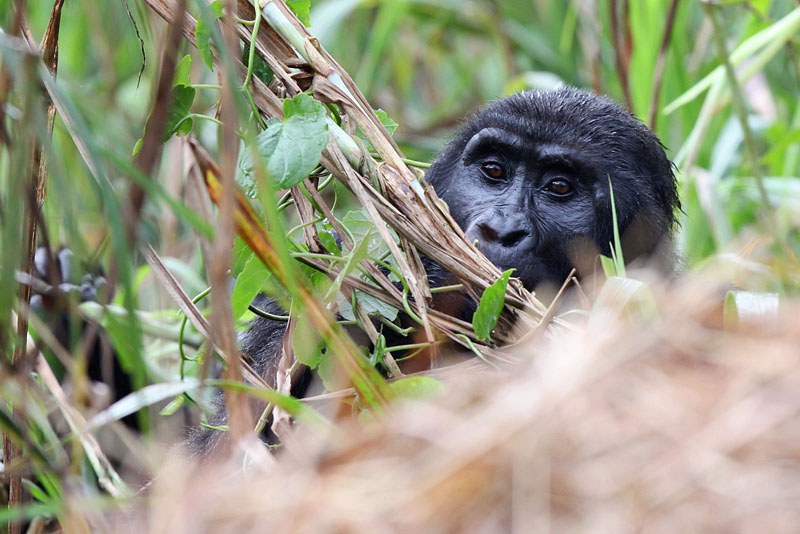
282, 92, 322, 118
195, 0, 224, 70
472, 269, 514, 342
238, 94, 329, 193
318, 220, 341, 254
287, 0, 311, 26
173, 54, 193, 87
374, 109, 398, 136
356, 109, 398, 148
133, 55, 195, 150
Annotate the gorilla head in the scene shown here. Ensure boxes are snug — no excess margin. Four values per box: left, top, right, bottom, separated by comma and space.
426, 87, 679, 290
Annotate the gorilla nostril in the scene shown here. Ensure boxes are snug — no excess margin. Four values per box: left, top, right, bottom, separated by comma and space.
501, 230, 527, 247
477, 223, 499, 243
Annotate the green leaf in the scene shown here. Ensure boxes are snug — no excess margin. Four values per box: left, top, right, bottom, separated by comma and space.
163, 84, 196, 141
336, 290, 399, 322
287, 0, 312, 26
342, 209, 396, 258
173, 54, 193, 87
375, 109, 398, 135
291, 312, 325, 369
356, 108, 398, 148
599, 255, 617, 278
195, 0, 224, 70
133, 55, 195, 150
231, 236, 253, 278
318, 220, 341, 254
324, 233, 370, 301
242, 44, 274, 84
608, 177, 626, 278
231, 254, 273, 320
238, 93, 329, 193
472, 269, 514, 342
389, 376, 444, 400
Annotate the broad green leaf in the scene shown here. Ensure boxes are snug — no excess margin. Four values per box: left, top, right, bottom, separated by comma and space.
472, 269, 514, 342
238, 94, 329, 193
287, 0, 311, 26
195, 0, 224, 70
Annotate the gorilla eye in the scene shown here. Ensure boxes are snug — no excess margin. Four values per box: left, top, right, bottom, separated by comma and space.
545, 179, 573, 197
480, 162, 505, 181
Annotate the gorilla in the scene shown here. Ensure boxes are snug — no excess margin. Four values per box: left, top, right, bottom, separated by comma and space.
188, 87, 680, 455
427, 87, 678, 290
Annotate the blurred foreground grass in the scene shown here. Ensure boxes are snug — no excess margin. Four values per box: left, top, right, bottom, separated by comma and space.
1, 0, 800, 531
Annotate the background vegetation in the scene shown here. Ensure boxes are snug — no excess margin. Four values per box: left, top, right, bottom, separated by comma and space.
2, 0, 800, 531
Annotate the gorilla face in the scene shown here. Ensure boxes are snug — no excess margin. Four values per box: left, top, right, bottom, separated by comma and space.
427, 87, 679, 290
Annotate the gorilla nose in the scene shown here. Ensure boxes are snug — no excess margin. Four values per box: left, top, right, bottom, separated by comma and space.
476, 222, 529, 248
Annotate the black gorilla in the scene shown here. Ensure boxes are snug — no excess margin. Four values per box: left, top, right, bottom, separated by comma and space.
427, 87, 678, 290
189, 87, 680, 456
